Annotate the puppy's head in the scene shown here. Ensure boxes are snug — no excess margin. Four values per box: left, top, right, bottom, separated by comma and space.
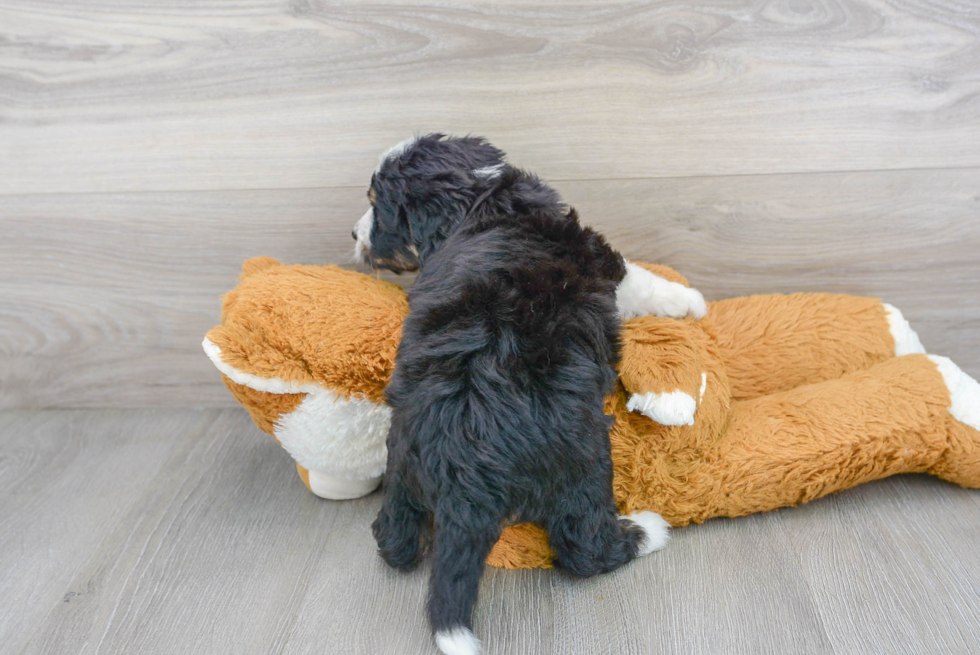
352, 133, 506, 273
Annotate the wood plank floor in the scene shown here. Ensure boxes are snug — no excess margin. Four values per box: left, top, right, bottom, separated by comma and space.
3, 408, 980, 655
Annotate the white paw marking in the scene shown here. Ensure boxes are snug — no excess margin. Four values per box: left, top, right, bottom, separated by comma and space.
883, 303, 926, 355
435, 627, 481, 655
623, 511, 671, 556
616, 262, 707, 320
627, 390, 697, 426
929, 355, 980, 431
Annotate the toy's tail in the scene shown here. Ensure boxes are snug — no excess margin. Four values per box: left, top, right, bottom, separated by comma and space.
428, 513, 500, 655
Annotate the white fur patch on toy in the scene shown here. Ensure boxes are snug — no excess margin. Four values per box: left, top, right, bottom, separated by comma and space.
202, 337, 392, 485
626, 389, 697, 426
929, 355, 980, 431
275, 388, 391, 481
883, 303, 926, 356
616, 261, 707, 320
623, 511, 671, 556
435, 627, 481, 655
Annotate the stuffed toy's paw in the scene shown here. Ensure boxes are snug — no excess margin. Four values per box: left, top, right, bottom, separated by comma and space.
616, 261, 707, 320
625, 388, 699, 426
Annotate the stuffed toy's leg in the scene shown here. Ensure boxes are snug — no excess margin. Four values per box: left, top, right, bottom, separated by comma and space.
708, 293, 923, 400
671, 353, 980, 524
487, 352, 980, 570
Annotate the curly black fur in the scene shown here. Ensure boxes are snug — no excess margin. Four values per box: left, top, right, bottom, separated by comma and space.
365, 134, 644, 643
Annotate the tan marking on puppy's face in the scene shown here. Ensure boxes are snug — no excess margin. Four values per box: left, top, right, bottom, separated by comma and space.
368, 251, 420, 274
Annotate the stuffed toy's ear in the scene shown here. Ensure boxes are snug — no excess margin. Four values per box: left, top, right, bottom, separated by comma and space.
240, 255, 281, 278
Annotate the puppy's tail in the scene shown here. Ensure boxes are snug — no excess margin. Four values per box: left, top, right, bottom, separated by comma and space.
429, 512, 500, 655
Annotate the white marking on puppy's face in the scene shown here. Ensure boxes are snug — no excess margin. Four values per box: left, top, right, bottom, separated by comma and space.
353, 206, 374, 265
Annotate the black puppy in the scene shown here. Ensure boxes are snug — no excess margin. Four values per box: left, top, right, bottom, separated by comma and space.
355, 134, 704, 655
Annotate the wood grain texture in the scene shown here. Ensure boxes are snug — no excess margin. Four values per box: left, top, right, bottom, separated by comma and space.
555, 168, 980, 377
0, 409, 218, 655
0, 188, 386, 408
2, 168, 977, 408
1, 0, 979, 194
783, 475, 980, 653
5, 408, 980, 654
16, 409, 343, 655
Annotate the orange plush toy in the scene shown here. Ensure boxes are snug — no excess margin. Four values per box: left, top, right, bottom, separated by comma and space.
204, 257, 980, 569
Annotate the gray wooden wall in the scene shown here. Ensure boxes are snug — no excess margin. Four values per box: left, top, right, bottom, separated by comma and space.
1, 0, 978, 409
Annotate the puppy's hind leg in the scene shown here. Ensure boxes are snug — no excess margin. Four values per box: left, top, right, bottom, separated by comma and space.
429, 508, 501, 655
372, 469, 428, 571
546, 478, 669, 577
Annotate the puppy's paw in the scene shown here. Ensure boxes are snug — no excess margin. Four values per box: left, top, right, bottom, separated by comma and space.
626, 390, 697, 426
616, 262, 707, 320
622, 511, 671, 556
435, 627, 481, 655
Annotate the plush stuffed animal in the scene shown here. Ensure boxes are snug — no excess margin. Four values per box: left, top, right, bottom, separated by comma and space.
204, 257, 980, 569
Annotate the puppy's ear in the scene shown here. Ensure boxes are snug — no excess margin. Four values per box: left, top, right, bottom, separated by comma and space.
407, 179, 471, 262
369, 181, 421, 271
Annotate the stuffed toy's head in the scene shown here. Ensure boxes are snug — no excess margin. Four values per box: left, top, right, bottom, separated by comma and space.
203, 256, 408, 499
